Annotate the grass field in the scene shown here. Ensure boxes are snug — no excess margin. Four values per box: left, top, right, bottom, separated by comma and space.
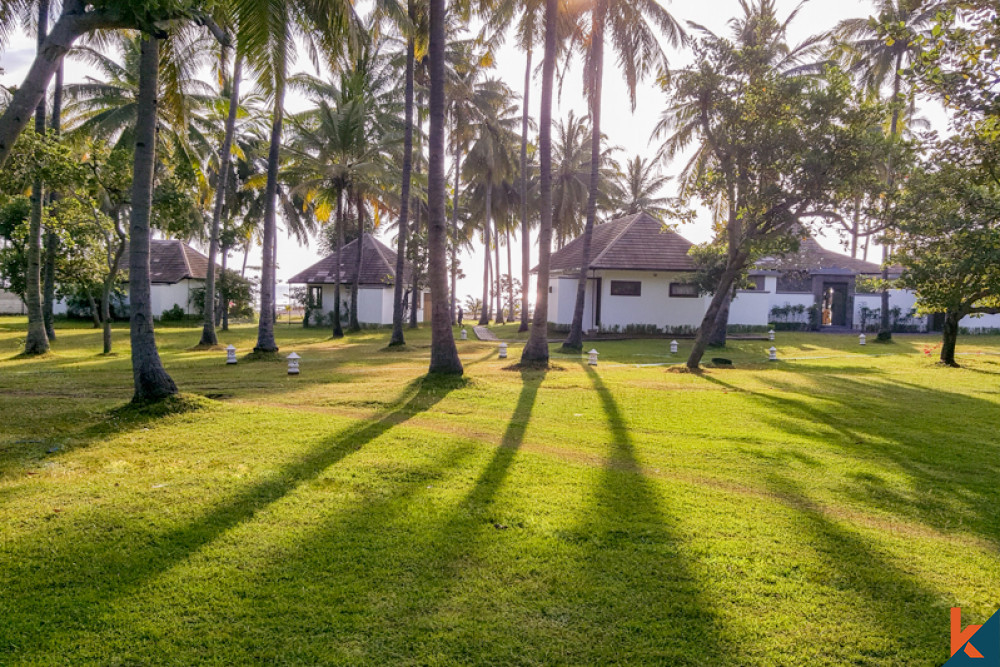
1, 316, 999, 665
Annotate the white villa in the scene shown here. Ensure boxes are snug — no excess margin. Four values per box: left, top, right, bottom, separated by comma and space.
543, 212, 1000, 334
288, 233, 427, 326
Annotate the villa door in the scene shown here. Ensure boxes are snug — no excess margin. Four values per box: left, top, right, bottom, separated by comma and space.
822, 283, 849, 327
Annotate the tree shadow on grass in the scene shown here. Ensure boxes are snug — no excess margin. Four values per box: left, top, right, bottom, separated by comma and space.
576, 365, 728, 664
0, 374, 466, 662
699, 371, 1000, 550
760, 473, 951, 665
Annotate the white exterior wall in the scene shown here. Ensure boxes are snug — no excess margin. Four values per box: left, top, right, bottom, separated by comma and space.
548, 276, 577, 326
0, 289, 25, 314
315, 284, 412, 325
151, 279, 199, 318
596, 270, 708, 331
961, 313, 1000, 331
358, 287, 384, 324
768, 292, 814, 323
728, 291, 771, 327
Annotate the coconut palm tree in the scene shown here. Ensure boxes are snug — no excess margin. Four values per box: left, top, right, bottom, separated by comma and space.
561, 0, 683, 351
425, 0, 462, 374
234, 0, 361, 354
518, 0, 559, 366
128, 34, 178, 402
462, 81, 518, 326
834, 0, 938, 340
613, 155, 677, 221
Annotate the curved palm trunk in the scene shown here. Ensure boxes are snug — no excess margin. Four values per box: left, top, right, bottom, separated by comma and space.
219, 246, 229, 330
519, 49, 532, 333
129, 35, 177, 402
101, 209, 126, 354
254, 77, 284, 353
24, 0, 50, 356
390, 28, 415, 347
479, 183, 492, 325
200, 53, 242, 347
687, 247, 747, 369
426, 0, 462, 375
350, 193, 363, 331
409, 97, 424, 330
879, 53, 905, 341
563, 9, 604, 351
333, 189, 344, 338
494, 222, 503, 325
521, 0, 558, 365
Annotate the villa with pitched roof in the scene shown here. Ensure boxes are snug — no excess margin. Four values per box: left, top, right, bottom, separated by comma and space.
288, 233, 427, 326
541, 212, 1000, 333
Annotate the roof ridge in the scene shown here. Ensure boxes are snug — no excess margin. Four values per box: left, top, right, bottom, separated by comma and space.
368, 233, 393, 276
589, 212, 642, 269
177, 239, 193, 279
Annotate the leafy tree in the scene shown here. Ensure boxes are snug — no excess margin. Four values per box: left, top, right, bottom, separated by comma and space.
658, 0, 893, 369
891, 136, 1000, 366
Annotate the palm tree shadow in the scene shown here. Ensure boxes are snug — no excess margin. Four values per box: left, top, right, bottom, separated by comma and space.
579, 365, 727, 662
1, 374, 466, 661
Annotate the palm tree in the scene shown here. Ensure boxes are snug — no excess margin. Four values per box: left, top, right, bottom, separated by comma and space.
519, 0, 558, 366
426, 0, 462, 374
235, 0, 360, 354
614, 155, 677, 220
200, 25, 242, 347
463, 83, 518, 326
834, 0, 937, 340
23, 0, 50, 355
128, 34, 178, 402
561, 0, 682, 351
550, 112, 596, 249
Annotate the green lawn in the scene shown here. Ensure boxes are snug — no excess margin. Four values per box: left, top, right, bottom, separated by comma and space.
1, 316, 999, 665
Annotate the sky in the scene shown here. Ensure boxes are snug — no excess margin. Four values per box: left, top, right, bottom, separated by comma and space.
0, 0, 941, 307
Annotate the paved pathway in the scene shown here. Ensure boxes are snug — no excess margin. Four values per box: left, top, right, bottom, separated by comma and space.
472, 326, 499, 341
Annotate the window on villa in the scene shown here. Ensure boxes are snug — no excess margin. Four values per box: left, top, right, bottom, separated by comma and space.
610, 280, 642, 296
669, 283, 699, 298
309, 286, 323, 308
746, 276, 766, 291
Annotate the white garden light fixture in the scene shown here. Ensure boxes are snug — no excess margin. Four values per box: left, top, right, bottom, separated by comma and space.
670, 340, 678, 355
769, 329, 775, 341
498, 342, 508, 359
588, 349, 599, 366
460, 328, 467, 340
287, 352, 301, 375
769, 346, 778, 362
859, 333, 866, 346
226, 345, 237, 365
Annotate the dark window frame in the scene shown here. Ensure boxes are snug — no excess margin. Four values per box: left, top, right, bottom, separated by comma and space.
610, 280, 642, 297
309, 285, 323, 308
669, 282, 699, 298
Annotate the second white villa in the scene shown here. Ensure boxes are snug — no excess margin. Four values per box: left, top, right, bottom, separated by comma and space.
542, 212, 1000, 334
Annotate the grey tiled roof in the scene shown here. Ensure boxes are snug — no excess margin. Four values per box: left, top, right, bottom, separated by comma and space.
121, 239, 212, 284
545, 212, 698, 273
753, 237, 883, 275
288, 234, 410, 286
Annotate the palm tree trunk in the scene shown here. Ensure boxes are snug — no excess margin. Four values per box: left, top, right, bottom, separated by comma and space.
409, 95, 424, 330
23, 0, 50, 356
494, 222, 503, 325
562, 7, 604, 352
254, 75, 284, 353
350, 192, 363, 331
506, 227, 514, 323
879, 52, 905, 342
450, 115, 462, 326
200, 53, 242, 346
390, 25, 415, 347
333, 188, 344, 338
219, 246, 229, 330
42, 60, 63, 342
519, 48, 532, 333
479, 183, 492, 325
129, 35, 177, 402
520, 0, 558, 365
426, 0, 462, 375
